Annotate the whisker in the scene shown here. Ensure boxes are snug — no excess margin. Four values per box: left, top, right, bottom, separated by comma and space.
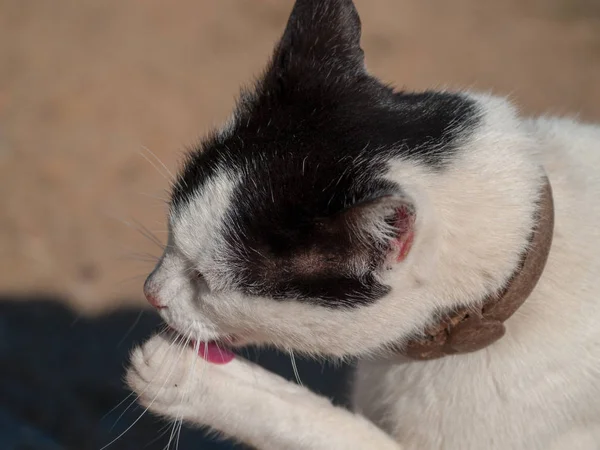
132, 218, 165, 250
141, 145, 177, 183
143, 420, 176, 448
215, 341, 226, 361
164, 422, 177, 450
138, 148, 173, 185
115, 274, 150, 287
180, 337, 202, 447
117, 310, 145, 348
174, 412, 186, 450
290, 350, 304, 387
119, 251, 160, 264
138, 191, 169, 203
109, 216, 166, 251
99, 328, 173, 423
101, 333, 190, 450
108, 331, 183, 433
165, 330, 194, 450
164, 338, 189, 450
100, 390, 136, 423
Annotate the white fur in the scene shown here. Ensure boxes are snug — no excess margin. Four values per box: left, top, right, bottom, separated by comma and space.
128, 94, 600, 449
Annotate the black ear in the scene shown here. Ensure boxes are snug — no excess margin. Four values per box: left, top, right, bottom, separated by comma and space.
272, 0, 365, 78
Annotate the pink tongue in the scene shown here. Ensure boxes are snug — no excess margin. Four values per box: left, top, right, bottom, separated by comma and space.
197, 341, 235, 364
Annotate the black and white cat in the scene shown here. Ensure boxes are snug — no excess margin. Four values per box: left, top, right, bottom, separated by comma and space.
126, 0, 600, 448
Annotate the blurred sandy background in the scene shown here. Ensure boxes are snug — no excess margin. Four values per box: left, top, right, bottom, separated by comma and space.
1, 0, 600, 313
0, 0, 600, 448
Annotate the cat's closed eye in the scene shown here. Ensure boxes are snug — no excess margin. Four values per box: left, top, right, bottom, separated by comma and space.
193, 271, 209, 288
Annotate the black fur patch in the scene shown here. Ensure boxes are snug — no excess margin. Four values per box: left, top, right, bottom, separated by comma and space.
170, 0, 479, 307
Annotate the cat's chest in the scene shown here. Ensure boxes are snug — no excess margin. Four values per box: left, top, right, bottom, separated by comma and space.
352, 343, 596, 450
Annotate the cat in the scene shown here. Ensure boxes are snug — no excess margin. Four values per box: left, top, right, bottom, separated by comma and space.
126, 0, 600, 448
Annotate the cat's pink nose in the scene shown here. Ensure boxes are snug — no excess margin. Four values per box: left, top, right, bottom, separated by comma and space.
144, 278, 166, 309
145, 293, 166, 309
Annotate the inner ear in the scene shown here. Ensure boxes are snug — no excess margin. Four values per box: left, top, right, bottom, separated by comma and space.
388, 204, 416, 263
333, 195, 416, 267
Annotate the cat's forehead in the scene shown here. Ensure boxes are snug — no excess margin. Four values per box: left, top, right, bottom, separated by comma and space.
170, 86, 478, 214
168, 85, 478, 270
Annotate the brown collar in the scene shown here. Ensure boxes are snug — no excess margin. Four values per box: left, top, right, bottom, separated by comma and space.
396, 176, 555, 360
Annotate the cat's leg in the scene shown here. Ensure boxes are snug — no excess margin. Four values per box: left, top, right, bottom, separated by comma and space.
126, 334, 402, 450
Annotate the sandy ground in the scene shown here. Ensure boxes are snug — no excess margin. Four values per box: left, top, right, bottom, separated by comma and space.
1, 0, 600, 314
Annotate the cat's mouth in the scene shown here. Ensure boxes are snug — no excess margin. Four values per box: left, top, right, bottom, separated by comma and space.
196, 340, 236, 364
165, 326, 239, 364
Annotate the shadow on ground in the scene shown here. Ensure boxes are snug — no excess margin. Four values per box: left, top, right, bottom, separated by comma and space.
0, 295, 352, 450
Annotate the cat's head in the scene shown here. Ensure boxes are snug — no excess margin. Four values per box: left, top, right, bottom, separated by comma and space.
143, 0, 541, 358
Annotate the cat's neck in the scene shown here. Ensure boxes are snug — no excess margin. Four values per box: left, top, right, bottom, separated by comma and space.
398, 176, 554, 360
382, 93, 550, 353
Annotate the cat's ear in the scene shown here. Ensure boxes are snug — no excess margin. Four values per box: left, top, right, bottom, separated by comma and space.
329, 195, 416, 267
271, 0, 365, 78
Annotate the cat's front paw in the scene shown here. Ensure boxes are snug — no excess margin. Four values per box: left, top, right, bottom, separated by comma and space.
126, 333, 290, 425
126, 333, 207, 419
127, 332, 327, 432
